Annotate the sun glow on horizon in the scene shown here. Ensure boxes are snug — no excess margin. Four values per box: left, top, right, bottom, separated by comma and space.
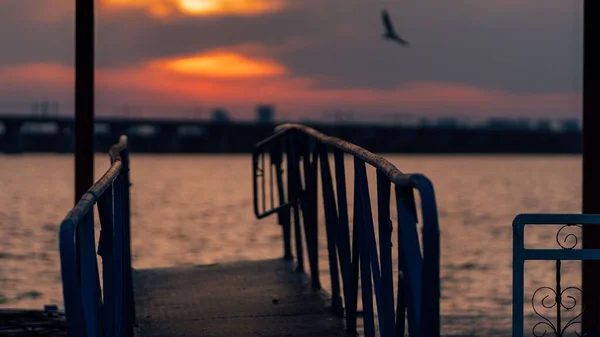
101, 0, 285, 18
154, 51, 287, 78
178, 0, 283, 16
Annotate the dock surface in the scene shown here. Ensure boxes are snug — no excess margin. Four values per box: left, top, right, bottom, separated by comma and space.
133, 259, 346, 337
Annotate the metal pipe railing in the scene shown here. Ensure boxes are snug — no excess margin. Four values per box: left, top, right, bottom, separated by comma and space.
252, 124, 440, 337
513, 213, 600, 337
59, 135, 133, 337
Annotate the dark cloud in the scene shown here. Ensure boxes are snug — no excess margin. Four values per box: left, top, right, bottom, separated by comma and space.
0, 0, 583, 95
94, 6, 321, 67
0, 1, 74, 65
271, 0, 582, 94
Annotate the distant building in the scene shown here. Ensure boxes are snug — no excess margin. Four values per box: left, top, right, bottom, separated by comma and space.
534, 118, 552, 131
257, 105, 274, 124
486, 118, 530, 130
515, 118, 531, 130
436, 117, 459, 128
561, 118, 581, 132
487, 118, 514, 130
31, 101, 59, 116
211, 108, 230, 123
418, 117, 432, 127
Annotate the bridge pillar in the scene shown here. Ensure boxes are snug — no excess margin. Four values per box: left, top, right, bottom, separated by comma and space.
57, 122, 74, 153
110, 123, 128, 142
3, 121, 23, 154
158, 124, 180, 152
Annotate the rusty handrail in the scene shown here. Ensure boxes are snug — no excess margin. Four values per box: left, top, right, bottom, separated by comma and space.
252, 124, 440, 337
270, 123, 427, 188
59, 135, 134, 337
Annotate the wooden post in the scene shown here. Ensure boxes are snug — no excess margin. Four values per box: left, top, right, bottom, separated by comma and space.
75, 0, 95, 203
582, 0, 600, 335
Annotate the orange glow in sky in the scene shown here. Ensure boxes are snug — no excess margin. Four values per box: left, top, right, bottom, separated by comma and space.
101, 0, 284, 17
155, 51, 287, 78
177, 0, 284, 16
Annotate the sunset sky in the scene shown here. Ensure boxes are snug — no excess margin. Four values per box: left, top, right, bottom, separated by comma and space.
0, 0, 583, 121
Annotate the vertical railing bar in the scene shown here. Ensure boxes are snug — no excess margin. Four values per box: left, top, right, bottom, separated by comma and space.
270, 153, 275, 210
311, 147, 321, 288
118, 170, 130, 337
97, 185, 115, 336
253, 150, 260, 216
512, 219, 525, 337
354, 157, 376, 337
302, 144, 321, 288
416, 178, 440, 337
275, 148, 292, 260
59, 219, 86, 336
262, 152, 266, 214
292, 190, 304, 272
395, 185, 423, 337
351, 185, 361, 336
79, 210, 103, 337
320, 146, 343, 315
396, 257, 407, 337
288, 133, 304, 272
377, 170, 396, 337
120, 147, 135, 335
334, 149, 357, 334
113, 172, 124, 337
293, 178, 305, 271
556, 259, 562, 335
355, 159, 386, 337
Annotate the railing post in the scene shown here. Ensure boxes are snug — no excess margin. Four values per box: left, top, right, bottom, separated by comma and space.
302, 140, 321, 289
287, 132, 304, 272
417, 177, 440, 337
354, 158, 376, 337
512, 220, 525, 337
59, 219, 86, 336
395, 185, 423, 337
112, 170, 125, 337
376, 170, 396, 337
97, 187, 115, 335
120, 144, 135, 336
319, 146, 343, 315
79, 209, 103, 337
333, 149, 356, 334
74, 0, 95, 295
582, 1, 600, 335
271, 139, 293, 260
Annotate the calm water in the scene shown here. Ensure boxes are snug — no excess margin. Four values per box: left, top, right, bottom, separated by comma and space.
0, 154, 582, 335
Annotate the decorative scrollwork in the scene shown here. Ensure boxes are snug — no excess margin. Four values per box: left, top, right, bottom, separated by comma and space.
556, 224, 583, 250
532, 261, 585, 337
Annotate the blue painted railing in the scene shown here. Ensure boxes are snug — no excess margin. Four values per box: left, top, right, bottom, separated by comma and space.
513, 213, 600, 337
59, 135, 134, 337
253, 123, 441, 337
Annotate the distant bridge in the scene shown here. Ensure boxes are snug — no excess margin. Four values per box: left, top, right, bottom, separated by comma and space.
0, 113, 272, 153
0, 113, 583, 154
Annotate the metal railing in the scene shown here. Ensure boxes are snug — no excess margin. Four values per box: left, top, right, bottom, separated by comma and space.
252, 123, 440, 337
59, 135, 134, 337
513, 213, 600, 337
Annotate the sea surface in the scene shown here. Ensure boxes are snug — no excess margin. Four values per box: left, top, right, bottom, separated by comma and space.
0, 154, 582, 335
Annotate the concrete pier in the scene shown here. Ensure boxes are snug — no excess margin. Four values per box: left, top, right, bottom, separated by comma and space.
133, 259, 347, 337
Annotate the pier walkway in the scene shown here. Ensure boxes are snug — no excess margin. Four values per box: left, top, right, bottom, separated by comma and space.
133, 259, 345, 337
57, 124, 441, 337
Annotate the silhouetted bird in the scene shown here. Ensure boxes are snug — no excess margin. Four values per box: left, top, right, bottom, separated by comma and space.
381, 9, 410, 46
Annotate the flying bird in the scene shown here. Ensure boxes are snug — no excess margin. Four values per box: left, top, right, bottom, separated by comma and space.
381, 9, 410, 46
